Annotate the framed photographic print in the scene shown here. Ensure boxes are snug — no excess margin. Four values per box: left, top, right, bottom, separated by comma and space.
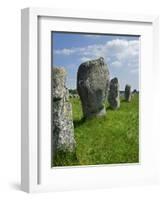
21, 8, 159, 193
51, 32, 140, 167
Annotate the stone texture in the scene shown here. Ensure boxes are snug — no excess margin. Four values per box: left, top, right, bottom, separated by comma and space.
108, 77, 120, 109
77, 57, 109, 118
125, 84, 132, 102
52, 67, 76, 153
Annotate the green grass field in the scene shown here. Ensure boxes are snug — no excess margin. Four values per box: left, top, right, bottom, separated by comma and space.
53, 94, 139, 167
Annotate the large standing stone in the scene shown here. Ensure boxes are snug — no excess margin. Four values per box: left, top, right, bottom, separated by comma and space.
77, 57, 109, 118
108, 77, 120, 109
52, 67, 76, 153
125, 84, 132, 102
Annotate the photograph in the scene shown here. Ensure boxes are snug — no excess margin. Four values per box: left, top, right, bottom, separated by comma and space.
51, 32, 139, 167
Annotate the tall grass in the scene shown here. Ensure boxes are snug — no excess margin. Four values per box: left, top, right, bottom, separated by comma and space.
53, 95, 139, 166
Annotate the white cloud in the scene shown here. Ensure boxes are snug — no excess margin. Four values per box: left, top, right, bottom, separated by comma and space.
80, 57, 92, 62
111, 61, 122, 68
55, 48, 76, 55
54, 39, 139, 70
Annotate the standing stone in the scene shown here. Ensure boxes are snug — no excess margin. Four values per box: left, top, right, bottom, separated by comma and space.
77, 57, 109, 118
52, 67, 76, 153
108, 77, 120, 109
125, 84, 132, 102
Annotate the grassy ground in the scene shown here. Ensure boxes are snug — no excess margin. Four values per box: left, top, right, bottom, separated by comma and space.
53, 94, 139, 166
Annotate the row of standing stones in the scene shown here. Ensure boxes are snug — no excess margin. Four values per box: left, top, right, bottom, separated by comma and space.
52, 57, 132, 155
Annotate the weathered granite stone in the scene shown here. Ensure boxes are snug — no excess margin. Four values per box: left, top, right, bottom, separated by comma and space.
77, 57, 109, 118
125, 84, 132, 102
108, 77, 120, 109
52, 68, 66, 100
52, 67, 76, 153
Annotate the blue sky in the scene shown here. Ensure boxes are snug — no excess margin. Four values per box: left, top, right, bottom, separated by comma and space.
52, 32, 140, 90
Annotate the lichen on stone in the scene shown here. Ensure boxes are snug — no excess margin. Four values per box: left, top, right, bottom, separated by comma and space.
77, 57, 110, 118
108, 77, 120, 110
52, 67, 76, 156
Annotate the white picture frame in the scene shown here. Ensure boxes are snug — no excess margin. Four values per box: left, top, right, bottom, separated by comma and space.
21, 7, 159, 193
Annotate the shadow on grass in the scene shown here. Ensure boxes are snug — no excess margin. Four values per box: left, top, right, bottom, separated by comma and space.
106, 106, 112, 111
73, 117, 86, 128
121, 99, 127, 103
